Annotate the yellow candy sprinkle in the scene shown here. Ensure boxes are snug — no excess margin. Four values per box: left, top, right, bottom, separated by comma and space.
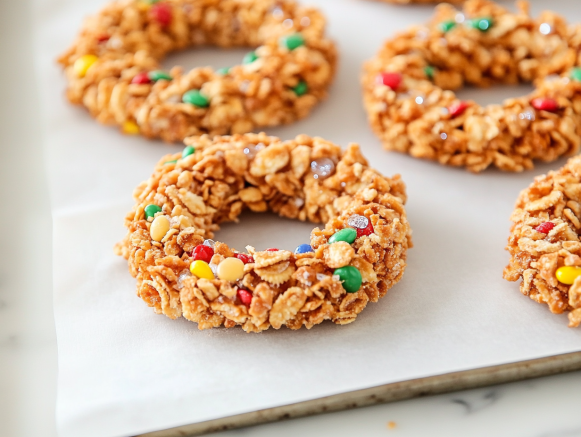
217, 257, 245, 281
555, 266, 581, 285
122, 120, 140, 135
73, 54, 98, 78
190, 260, 215, 280
150, 215, 170, 242
136, 0, 152, 11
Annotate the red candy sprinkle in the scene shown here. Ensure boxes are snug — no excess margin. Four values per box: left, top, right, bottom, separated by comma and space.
448, 101, 470, 118
150, 2, 172, 27
191, 244, 214, 263
235, 253, 254, 264
131, 72, 152, 85
534, 222, 555, 234
376, 72, 402, 90
356, 221, 374, 238
237, 289, 253, 306
97, 34, 110, 43
531, 98, 559, 112
266, 248, 279, 252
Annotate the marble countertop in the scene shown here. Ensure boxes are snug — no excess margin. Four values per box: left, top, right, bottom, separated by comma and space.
1, 1, 580, 436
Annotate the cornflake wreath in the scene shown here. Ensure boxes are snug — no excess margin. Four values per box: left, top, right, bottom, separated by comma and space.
362, 0, 581, 173
504, 156, 581, 328
114, 133, 412, 332
58, 0, 337, 142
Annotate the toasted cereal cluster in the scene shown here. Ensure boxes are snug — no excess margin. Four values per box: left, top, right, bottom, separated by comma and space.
58, 0, 337, 142
362, 0, 581, 173
114, 133, 412, 331
504, 156, 581, 328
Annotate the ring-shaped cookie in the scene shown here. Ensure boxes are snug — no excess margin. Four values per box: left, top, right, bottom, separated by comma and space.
363, 0, 581, 173
504, 155, 581, 328
58, 0, 337, 142
115, 133, 412, 332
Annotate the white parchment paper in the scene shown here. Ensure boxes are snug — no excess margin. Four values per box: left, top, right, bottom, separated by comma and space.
32, 0, 581, 436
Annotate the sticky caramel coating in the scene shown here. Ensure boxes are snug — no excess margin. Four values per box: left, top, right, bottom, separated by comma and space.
115, 133, 412, 331
363, 0, 581, 172
58, 0, 337, 142
504, 155, 581, 327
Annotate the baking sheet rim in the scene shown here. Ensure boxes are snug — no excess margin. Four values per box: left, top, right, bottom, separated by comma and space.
138, 351, 581, 437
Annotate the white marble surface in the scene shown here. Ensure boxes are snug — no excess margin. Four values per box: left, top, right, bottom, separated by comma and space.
2, 0, 581, 436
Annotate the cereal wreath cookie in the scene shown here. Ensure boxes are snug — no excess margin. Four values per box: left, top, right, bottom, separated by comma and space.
504, 156, 581, 328
363, 0, 581, 173
114, 133, 412, 331
58, 0, 337, 142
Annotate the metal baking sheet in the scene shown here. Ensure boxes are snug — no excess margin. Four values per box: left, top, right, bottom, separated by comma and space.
140, 352, 581, 436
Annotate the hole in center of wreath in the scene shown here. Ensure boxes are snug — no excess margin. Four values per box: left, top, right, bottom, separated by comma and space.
162, 47, 255, 74
215, 210, 315, 253
454, 83, 535, 107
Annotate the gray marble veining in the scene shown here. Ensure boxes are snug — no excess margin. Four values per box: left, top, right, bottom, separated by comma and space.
451, 389, 501, 414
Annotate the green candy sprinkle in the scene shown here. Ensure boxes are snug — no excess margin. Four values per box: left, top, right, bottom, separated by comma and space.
292, 80, 308, 96
328, 228, 357, 245
164, 159, 177, 165
334, 266, 362, 293
467, 17, 493, 32
182, 145, 195, 158
571, 67, 581, 82
281, 33, 305, 51
142, 0, 161, 3
216, 67, 231, 75
182, 89, 210, 108
243, 51, 258, 65
439, 20, 456, 33
148, 70, 172, 82
424, 66, 435, 79
144, 204, 162, 220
